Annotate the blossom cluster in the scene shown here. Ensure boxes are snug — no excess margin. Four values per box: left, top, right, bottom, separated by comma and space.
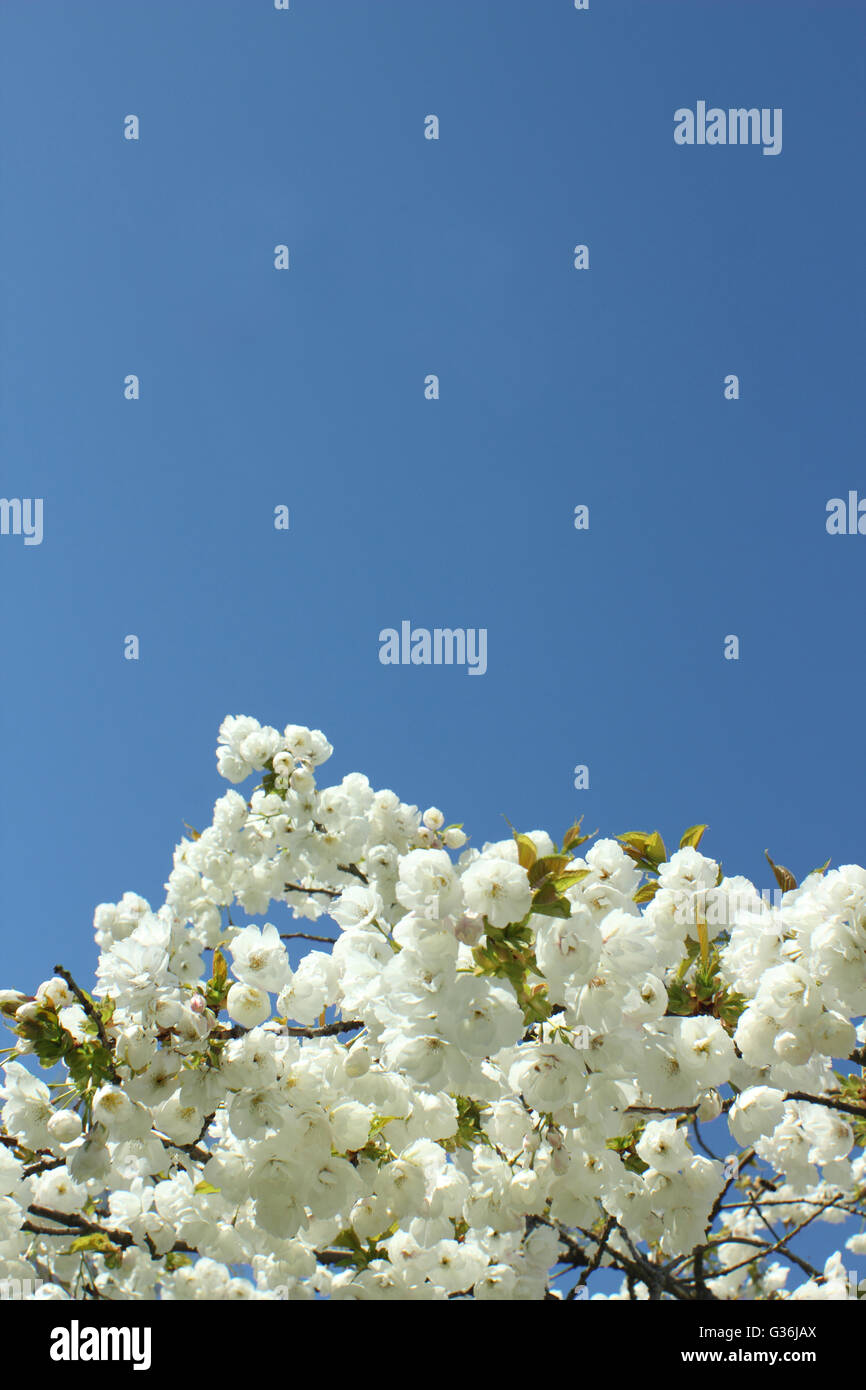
1, 715, 864, 1300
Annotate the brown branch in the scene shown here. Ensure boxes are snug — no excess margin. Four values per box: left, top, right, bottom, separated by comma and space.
701, 1191, 846, 1282
784, 1090, 866, 1119
24, 1154, 66, 1178
708, 1147, 755, 1228
25, 1204, 195, 1258
154, 1132, 211, 1166
574, 1215, 614, 1291
286, 1019, 363, 1039
218, 1018, 363, 1041
337, 862, 369, 886
625, 1103, 700, 1116
284, 882, 341, 900
280, 932, 338, 945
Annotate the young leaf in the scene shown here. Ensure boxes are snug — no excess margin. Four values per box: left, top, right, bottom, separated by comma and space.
765, 850, 797, 893
562, 819, 589, 852
513, 834, 537, 871
679, 824, 708, 851
633, 880, 660, 904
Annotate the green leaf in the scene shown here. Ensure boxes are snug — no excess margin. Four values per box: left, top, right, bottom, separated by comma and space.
665, 980, 694, 1016
194, 1180, 221, 1195
633, 880, 660, 904
622, 1152, 650, 1175
618, 832, 653, 854
717, 988, 748, 1031
679, 824, 708, 851
68, 1232, 118, 1255
34, 1038, 69, 1068
513, 834, 537, 871
528, 854, 570, 887
808, 859, 831, 878
552, 869, 591, 892
531, 883, 571, 919
562, 819, 590, 853
204, 949, 230, 1011
213, 949, 228, 988
617, 831, 666, 873
645, 831, 667, 866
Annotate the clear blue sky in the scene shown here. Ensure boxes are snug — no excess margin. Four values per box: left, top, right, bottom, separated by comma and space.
1, 1, 863, 1038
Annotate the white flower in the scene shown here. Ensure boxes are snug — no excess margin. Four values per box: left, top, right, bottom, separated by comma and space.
330, 885, 383, 932
31, 1167, 88, 1215
728, 1087, 786, 1145
226, 982, 271, 1029
47, 1109, 83, 1145
636, 1119, 692, 1175
657, 848, 719, 894
509, 1044, 586, 1110
0, 1147, 25, 1199
461, 857, 531, 929
1, 1061, 55, 1147
277, 952, 339, 1026
396, 850, 463, 919
91, 1085, 151, 1140
229, 923, 291, 992
674, 1017, 735, 1085
439, 977, 524, 1057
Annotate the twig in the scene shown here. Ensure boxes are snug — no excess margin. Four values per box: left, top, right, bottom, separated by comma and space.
784, 1090, 866, 1119
574, 1215, 614, 1291
280, 932, 338, 945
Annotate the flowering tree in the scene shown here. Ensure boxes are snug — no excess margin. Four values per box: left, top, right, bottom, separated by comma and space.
1, 715, 865, 1301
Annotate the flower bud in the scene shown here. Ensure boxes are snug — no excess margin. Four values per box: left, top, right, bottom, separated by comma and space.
153, 999, 183, 1030
15, 1002, 41, 1026
453, 914, 484, 946
48, 1110, 83, 1145
67, 1132, 111, 1183
344, 1045, 371, 1078
272, 751, 294, 779
0, 990, 27, 1017
36, 978, 75, 1010
697, 1089, 723, 1122
226, 983, 271, 1029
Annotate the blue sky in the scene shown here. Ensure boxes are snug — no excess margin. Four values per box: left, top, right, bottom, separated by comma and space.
0, 0, 864, 1284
